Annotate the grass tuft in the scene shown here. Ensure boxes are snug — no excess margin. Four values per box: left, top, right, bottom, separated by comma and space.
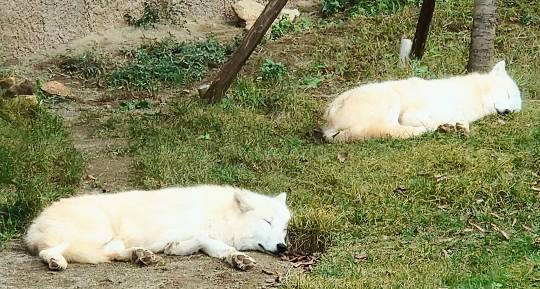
0, 100, 83, 243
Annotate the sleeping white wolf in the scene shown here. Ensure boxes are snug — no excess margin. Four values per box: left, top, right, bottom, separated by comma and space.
25, 185, 291, 271
322, 61, 522, 142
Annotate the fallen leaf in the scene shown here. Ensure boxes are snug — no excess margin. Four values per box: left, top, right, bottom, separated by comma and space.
491, 223, 510, 240
522, 224, 533, 232
436, 237, 454, 244
435, 173, 448, 183
281, 252, 319, 272
468, 220, 485, 233
460, 228, 474, 234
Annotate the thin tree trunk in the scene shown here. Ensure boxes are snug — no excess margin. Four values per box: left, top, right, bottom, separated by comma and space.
467, 0, 497, 72
411, 0, 436, 59
204, 0, 288, 103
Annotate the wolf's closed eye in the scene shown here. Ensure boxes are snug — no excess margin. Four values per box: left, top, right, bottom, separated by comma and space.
263, 219, 272, 226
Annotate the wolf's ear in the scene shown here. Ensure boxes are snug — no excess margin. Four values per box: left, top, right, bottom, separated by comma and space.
490, 60, 507, 76
275, 192, 287, 204
234, 191, 253, 213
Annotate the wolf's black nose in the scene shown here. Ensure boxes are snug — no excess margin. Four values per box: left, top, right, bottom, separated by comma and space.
276, 243, 287, 254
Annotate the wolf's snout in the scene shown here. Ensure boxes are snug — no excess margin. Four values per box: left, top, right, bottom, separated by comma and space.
276, 243, 287, 254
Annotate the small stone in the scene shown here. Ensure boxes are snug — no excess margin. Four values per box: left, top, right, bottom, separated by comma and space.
232, 0, 300, 30
41, 81, 70, 97
197, 84, 210, 97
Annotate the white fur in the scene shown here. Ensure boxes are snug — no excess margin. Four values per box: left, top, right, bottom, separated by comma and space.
322, 61, 522, 142
25, 185, 291, 271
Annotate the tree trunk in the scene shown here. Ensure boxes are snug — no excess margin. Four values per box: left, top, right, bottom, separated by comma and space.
467, 0, 497, 72
411, 0, 436, 59
204, 0, 288, 103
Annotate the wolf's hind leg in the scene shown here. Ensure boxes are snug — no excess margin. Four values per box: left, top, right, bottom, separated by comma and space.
39, 242, 69, 270
104, 239, 161, 266
385, 125, 429, 139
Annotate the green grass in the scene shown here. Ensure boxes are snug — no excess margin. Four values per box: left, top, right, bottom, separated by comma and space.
55, 37, 228, 94
0, 100, 84, 243
108, 37, 227, 92
321, 0, 422, 16
85, 0, 539, 287
1, 0, 539, 287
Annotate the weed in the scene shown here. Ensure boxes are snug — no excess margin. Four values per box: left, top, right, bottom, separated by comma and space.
300, 75, 324, 90
124, 1, 161, 28
259, 59, 288, 82
119, 99, 153, 112
55, 51, 107, 81
270, 16, 312, 40
108, 38, 227, 91
271, 16, 296, 40
0, 101, 83, 243
321, 0, 421, 16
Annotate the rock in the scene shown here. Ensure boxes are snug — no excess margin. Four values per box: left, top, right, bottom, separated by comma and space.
399, 38, 412, 65
232, 0, 300, 30
41, 81, 70, 97
197, 83, 210, 97
0, 77, 15, 89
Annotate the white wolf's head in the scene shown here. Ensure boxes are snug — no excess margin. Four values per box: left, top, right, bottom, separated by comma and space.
233, 190, 291, 255
489, 60, 522, 114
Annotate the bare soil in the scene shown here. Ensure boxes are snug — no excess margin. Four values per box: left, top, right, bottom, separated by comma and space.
0, 241, 296, 289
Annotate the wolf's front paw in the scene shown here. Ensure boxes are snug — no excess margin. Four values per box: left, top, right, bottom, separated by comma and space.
227, 252, 256, 271
455, 122, 470, 134
437, 123, 455, 133
131, 248, 162, 266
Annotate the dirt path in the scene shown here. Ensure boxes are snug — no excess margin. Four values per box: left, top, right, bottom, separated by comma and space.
0, 241, 295, 289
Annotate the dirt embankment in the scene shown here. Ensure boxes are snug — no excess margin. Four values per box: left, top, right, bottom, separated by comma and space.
0, 0, 244, 64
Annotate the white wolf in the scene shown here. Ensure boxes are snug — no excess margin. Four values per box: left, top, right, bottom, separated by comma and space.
322, 61, 522, 142
25, 185, 291, 271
